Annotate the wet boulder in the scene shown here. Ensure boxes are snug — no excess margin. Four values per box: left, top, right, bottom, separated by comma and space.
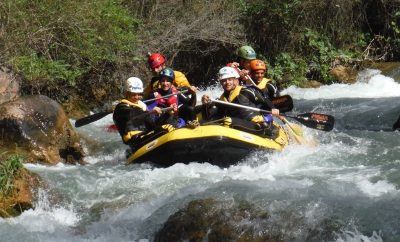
330, 65, 358, 84
155, 198, 345, 242
154, 198, 283, 242
0, 167, 41, 217
0, 66, 20, 105
0, 95, 84, 164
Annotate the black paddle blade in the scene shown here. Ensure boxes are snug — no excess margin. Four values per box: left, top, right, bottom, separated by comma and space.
74, 111, 113, 128
272, 95, 293, 113
293, 112, 335, 131
393, 114, 400, 131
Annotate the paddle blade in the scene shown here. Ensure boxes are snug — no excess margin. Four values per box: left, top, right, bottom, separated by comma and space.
272, 95, 293, 113
393, 114, 400, 131
74, 111, 112, 128
293, 112, 335, 131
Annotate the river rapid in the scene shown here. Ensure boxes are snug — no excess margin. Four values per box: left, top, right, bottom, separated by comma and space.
1, 69, 400, 242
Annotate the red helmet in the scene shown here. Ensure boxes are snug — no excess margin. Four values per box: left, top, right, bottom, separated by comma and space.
147, 53, 165, 69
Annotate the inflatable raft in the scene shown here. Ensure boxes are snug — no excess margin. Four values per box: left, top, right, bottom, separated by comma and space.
126, 123, 290, 167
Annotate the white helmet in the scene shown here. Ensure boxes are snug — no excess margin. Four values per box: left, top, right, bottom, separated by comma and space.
125, 77, 143, 93
218, 66, 240, 81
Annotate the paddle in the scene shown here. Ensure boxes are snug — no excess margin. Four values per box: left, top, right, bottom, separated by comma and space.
284, 113, 335, 132
281, 117, 306, 144
211, 99, 335, 132
74, 90, 189, 128
393, 114, 400, 131
271, 95, 293, 113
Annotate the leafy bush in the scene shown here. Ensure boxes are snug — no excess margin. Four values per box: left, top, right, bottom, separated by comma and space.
0, 0, 139, 103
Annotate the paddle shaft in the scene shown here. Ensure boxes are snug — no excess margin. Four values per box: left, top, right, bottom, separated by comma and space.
211, 99, 334, 131
212, 99, 272, 114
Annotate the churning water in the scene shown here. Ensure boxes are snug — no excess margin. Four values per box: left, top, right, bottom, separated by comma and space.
1, 69, 400, 242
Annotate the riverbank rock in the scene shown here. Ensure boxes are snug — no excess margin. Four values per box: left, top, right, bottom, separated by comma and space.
329, 65, 358, 84
0, 95, 84, 164
0, 66, 20, 105
0, 168, 41, 217
300, 80, 322, 88
368, 62, 400, 81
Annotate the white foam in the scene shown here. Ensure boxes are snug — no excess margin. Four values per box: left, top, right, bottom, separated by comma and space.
334, 229, 383, 242
282, 69, 400, 99
356, 179, 397, 197
24, 162, 79, 171
5, 190, 79, 232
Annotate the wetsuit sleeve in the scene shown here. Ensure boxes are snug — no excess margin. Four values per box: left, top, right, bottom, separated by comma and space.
242, 88, 275, 111
113, 103, 131, 137
235, 93, 259, 120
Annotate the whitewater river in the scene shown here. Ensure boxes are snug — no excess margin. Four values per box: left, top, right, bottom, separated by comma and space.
1, 69, 400, 241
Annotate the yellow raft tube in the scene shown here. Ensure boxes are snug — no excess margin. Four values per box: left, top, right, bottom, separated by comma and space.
126, 123, 289, 167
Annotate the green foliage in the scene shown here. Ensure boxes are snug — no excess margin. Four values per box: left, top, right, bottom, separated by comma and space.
0, 154, 23, 196
268, 53, 308, 87
1, 0, 400, 108
1, 0, 139, 102
12, 53, 81, 86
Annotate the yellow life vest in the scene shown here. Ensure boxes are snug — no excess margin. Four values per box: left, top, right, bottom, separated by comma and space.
120, 99, 147, 111
219, 85, 242, 102
256, 78, 271, 90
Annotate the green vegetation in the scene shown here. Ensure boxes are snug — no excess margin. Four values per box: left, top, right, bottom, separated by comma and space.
0, 153, 23, 196
240, 0, 399, 86
0, 0, 399, 110
1, 0, 139, 104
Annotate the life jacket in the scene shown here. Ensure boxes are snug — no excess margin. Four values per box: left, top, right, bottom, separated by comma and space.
153, 87, 179, 108
219, 85, 242, 102
119, 99, 147, 111
255, 78, 271, 90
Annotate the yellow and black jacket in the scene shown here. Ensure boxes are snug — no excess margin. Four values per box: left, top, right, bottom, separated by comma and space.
113, 99, 149, 144
203, 85, 267, 123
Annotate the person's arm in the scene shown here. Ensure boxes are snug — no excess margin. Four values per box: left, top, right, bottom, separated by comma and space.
178, 87, 197, 107
200, 94, 220, 120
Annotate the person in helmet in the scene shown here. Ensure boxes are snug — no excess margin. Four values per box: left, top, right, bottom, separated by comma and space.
113, 77, 162, 145
248, 59, 280, 99
144, 52, 195, 97
201, 66, 280, 137
146, 68, 197, 129
227, 45, 257, 83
